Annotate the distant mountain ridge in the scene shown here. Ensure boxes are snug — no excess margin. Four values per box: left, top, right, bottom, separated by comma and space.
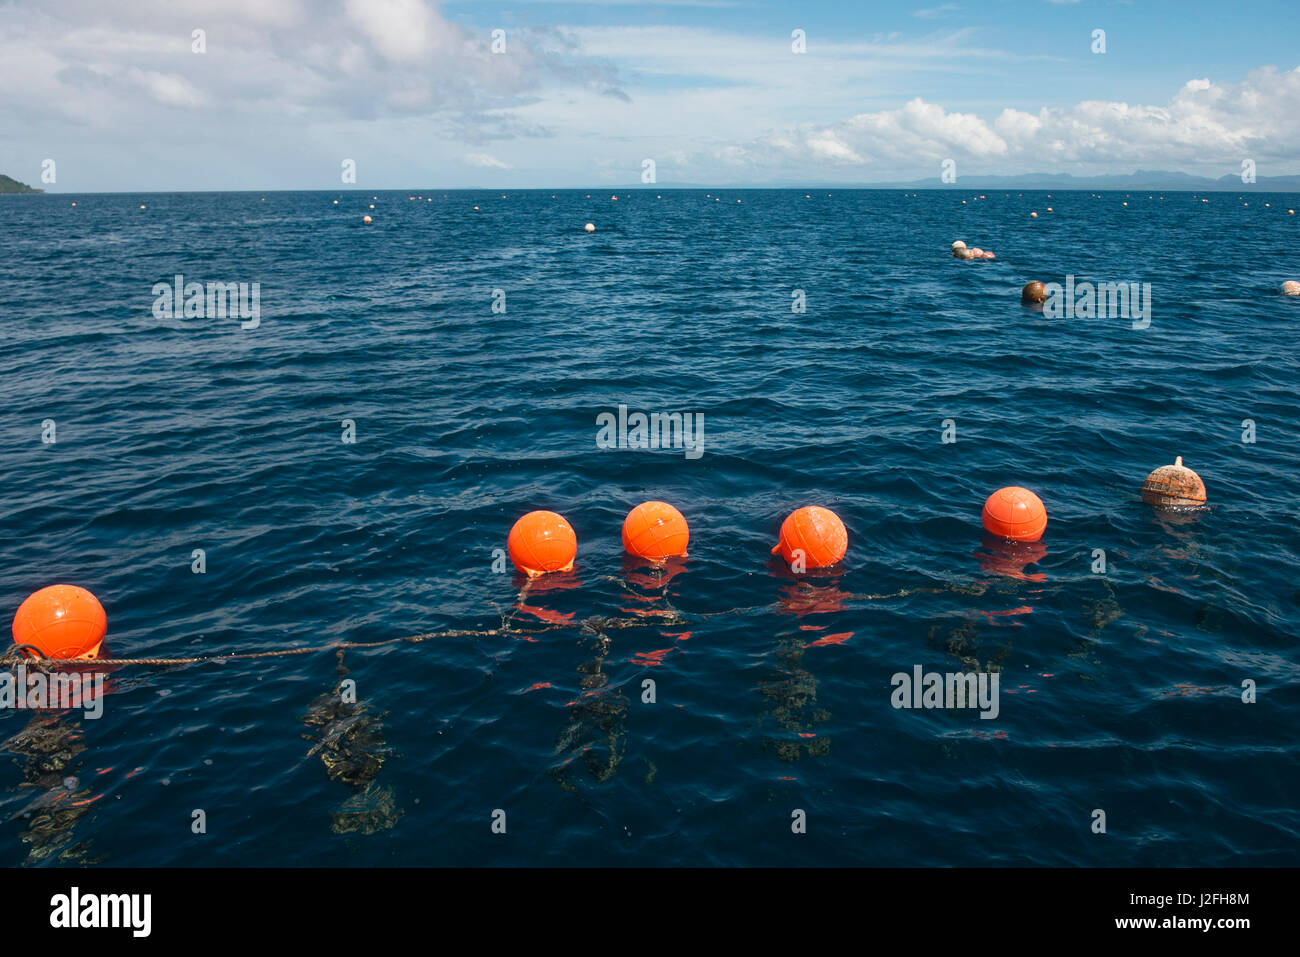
0, 174, 43, 194
655, 170, 1300, 191
879, 169, 1300, 191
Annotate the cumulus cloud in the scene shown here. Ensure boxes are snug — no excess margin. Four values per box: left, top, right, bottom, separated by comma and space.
463, 152, 511, 168
0, 0, 623, 130
695, 66, 1300, 179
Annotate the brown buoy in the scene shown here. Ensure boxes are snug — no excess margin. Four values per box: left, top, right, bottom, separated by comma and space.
1021, 280, 1047, 304
1140, 456, 1207, 508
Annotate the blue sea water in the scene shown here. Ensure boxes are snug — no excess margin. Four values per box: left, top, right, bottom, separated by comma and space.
0, 188, 1297, 867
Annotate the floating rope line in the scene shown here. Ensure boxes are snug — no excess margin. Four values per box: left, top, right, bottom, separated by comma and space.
0, 581, 976, 672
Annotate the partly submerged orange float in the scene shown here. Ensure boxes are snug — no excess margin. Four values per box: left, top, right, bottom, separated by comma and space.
507, 511, 577, 578
12, 585, 106, 660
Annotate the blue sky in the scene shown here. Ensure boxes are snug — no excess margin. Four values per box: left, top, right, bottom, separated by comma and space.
2, 0, 1297, 190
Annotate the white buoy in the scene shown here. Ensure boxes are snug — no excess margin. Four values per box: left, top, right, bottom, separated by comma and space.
363, 215, 372, 224
584, 222, 595, 233
1029, 211, 1038, 218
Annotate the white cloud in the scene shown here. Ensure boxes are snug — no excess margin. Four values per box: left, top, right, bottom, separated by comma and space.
913, 5, 961, 19
464, 152, 511, 168
682, 66, 1300, 180
1, 2, 1296, 188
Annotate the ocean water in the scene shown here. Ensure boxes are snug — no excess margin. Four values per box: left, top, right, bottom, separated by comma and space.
0, 188, 1297, 867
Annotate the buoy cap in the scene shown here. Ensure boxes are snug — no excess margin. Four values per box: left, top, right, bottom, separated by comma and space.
507, 511, 577, 577
1022, 280, 1048, 303
12, 585, 106, 660
622, 501, 689, 560
772, 506, 848, 568
1140, 456, 1207, 507
981, 487, 1047, 542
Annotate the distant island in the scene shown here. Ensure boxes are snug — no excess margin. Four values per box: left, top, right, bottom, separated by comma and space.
643, 170, 1300, 192
0, 174, 43, 194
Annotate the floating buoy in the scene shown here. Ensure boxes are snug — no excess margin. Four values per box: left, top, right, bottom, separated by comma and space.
1140, 456, 1206, 508
981, 487, 1047, 542
473, 206, 479, 210
368, 204, 375, 209
1029, 211, 1037, 218
12, 585, 106, 660
951, 240, 967, 252
772, 506, 847, 569
1022, 280, 1048, 304
622, 501, 689, 560
362, 215, 372, 224
70, 202, 76, 207
507, 511, 577, 578
333, 200, 339, 205
139, 205, 146, 210
584, 223, 595, 233
1046, 206, 1053, 212
1283, 280, 1300, 296
1290, 209, 1295, 215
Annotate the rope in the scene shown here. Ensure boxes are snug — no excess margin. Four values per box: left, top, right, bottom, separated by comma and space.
0, 581, 974, 671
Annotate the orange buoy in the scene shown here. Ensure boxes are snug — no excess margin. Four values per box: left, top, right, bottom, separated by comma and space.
1022, 280, 1047, 304
622, 501, 689, 560
772, 506, 847, 569
1282, 280, 1300, 296
12, 585, 106, 660
981, 487, 1047, 542
507, 511, 577, 577
1140, 456, 1206, 507
362, 215, 372, 224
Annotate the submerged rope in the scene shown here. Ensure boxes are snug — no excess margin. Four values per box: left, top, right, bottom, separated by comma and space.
3, 627, 515, 669
0, 581, 964, 672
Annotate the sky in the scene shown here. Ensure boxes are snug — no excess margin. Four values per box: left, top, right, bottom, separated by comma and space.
1, 0, 1298, 190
